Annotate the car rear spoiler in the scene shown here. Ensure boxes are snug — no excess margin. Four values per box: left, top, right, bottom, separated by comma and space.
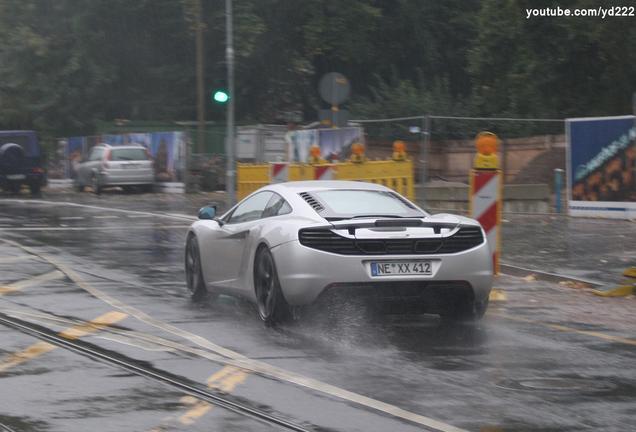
329, 218, 460, 234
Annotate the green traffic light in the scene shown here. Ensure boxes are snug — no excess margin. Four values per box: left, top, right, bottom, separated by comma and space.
214, 91, 229, 103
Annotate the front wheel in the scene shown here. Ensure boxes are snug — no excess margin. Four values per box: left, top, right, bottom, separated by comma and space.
185, 234, 208, 302
6, 181, 20, 195
254, 247, 290, 325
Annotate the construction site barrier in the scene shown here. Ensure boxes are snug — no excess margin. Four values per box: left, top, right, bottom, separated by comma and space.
237, 158, 415, 202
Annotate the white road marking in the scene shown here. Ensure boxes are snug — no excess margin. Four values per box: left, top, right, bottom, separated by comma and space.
0, 255, 37, 263
0, 226, 189, 232
0, 198, 196, 221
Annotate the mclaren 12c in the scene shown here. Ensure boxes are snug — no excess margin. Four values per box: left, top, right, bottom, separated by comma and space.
185, 181, 493, 324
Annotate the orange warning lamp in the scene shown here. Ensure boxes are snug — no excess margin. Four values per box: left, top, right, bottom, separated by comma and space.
350, 142, 365, 163
474, 132, 499, 170
392, 140, 407, 161
309, 145, 326, 165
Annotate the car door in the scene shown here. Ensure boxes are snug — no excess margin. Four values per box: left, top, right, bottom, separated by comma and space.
78, 147, 104, 185
199, 192, 274, 292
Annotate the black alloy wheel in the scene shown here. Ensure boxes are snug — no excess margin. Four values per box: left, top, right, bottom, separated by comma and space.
254, 247, 290, 325
185, 234, 208, 302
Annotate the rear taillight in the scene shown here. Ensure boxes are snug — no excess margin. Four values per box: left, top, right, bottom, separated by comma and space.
32, 168, 43, 173
145, 149, 155, 169
103, 150, 112, 168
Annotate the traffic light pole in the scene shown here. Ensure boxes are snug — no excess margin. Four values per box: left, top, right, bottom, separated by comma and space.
225, 0, 236, 206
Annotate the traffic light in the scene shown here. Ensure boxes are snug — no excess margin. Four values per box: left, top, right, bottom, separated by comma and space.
213, 90, 229, 103
212, 61, 229, 104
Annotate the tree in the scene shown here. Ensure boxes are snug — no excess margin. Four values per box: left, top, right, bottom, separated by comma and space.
469, 0, 636, 119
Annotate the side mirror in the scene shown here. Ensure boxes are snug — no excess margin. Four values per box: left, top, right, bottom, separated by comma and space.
198, 206, 217, 220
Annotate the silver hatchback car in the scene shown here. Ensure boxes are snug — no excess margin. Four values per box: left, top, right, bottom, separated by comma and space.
74, 144, 155, 194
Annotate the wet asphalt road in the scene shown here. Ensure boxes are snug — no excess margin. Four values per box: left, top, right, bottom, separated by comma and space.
1, 187, 635, 432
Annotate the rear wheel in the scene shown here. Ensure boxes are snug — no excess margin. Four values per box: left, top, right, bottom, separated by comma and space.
29, 180, 41, 195
254, 247, 290, 325
185, 234, 207, 302
91, 175, 101, 195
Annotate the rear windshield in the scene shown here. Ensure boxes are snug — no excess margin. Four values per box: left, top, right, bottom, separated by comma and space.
110, 148, 149, 161
310, 189, 425, 219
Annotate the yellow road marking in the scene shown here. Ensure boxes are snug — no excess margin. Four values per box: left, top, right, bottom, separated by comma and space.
0, 270, 65, 296
0, 285, 21, 295
178, 397, 213, 425
207, 365, 249, 393
488, 311, 636, 346
0, 341, 57, 372
158, 367, 249, 427
59, 311, 128, 340
0, 311, 128, 372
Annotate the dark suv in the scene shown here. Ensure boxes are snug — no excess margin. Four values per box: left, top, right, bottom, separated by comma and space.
0, 130, 44, 195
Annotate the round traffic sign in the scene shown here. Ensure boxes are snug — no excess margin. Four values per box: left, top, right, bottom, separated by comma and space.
318, 72, 351, 106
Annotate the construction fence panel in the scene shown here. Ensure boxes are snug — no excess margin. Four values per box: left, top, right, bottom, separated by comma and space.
236, 159, 415, 202
336, 158, 414, 201
237, 163, 269, 200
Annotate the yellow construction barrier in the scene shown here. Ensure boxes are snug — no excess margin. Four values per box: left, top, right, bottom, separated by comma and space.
337, 158, 414, 201
237, 163, 269, 200
237, 158, 414, 202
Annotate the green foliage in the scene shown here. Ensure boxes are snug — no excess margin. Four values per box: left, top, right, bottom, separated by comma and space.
469, 0, 636, 119
0, 0, 633, 141
349, 70, 468, 140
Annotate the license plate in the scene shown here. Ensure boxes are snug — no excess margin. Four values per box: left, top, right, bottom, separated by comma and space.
123, 164, 139, 169
7, 174, 26, 180
371, 261, 432, 276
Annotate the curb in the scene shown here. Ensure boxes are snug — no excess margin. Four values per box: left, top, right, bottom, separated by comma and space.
499, 263, 604, 289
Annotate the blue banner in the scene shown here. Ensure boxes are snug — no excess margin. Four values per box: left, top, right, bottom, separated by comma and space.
567, 115, 636, 218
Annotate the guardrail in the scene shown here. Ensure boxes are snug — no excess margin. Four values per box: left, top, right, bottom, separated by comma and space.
237, 158, 415, 202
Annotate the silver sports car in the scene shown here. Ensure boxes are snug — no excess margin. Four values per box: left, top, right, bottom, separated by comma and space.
185, 181, 493, 324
